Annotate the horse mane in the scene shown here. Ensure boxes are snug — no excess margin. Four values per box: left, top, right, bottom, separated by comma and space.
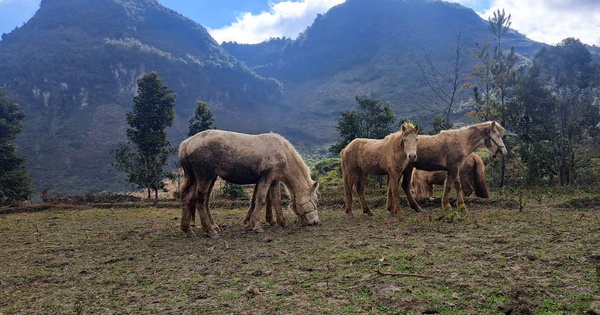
384, 122, 419, 140
440, 121, 504, 135
402, 122, 419, 134
277, 134, 312, 182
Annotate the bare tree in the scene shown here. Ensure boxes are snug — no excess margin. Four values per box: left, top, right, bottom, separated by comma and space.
412, 29, 470, 133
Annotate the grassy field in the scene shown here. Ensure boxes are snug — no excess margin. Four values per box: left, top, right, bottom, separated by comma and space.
1, 186, 599, 314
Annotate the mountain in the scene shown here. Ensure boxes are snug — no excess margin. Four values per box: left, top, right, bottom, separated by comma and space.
222, 0, 546, 143
0, 0, 282, 195
2, 0, 583, 196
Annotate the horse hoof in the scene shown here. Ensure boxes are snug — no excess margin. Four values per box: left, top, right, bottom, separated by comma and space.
365, 211, 374, 217
253, 227, 264, 233
207, 231, 219, 239
346, 212, 354, 217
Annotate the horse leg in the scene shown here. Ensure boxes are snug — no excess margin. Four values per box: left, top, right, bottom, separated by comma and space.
180, 188, 196, 237
451, 170, 466, 209
386, 173, 402, 215
427, 182, 434, 198
343, 171, 357, 217
244, 184, 259, 228
402, 166, 423, 212
265, 184, 276, 226
205, 177, 220, 232
269, 181, 286, 227
356, 173, 373, 216
442, 170, 464, 210
196, 179, 219, 238
247, 174, 275, 232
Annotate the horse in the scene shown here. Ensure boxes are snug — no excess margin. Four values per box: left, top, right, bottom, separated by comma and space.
340, 123, 419, 216
400, 121, 506, 211
179, 130, 319, 238
411, 153, 490, 199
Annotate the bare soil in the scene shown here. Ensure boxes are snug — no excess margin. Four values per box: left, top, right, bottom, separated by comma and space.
1, 187, 599, 314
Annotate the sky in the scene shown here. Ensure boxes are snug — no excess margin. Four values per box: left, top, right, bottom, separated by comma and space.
0, 0, 599, 46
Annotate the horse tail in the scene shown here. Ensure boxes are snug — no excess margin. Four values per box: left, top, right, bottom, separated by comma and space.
473, 154, 491, 198
179, 140, 197, 221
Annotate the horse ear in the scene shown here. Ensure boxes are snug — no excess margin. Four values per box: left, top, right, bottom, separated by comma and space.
312, 181, 319, 192
401, 124, 407, 132
415, 125, 419, 133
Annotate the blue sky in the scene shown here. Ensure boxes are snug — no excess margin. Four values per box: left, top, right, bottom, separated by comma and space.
1, 0, 599, 46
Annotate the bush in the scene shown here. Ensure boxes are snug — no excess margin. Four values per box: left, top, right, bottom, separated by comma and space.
218, 182, 248, 200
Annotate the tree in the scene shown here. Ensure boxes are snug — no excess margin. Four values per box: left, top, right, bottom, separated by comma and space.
514, 38, 600, 185
329, 95, 397, 154
488, 9, 512, 46
413, 29, 469, 133
0, 89, 32, 205
469, 9, 519, 187
188, 100, 215, 136
113, 72, 177, 199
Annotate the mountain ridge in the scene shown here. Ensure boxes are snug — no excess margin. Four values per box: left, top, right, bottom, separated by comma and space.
0, 0, 282, 195
3, 0, 595, 195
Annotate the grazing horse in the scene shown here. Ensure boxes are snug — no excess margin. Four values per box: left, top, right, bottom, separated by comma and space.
340, 123, 419, 216
401, 121, 506, 211
179, 130, 319, 238
411, 153, 491, 199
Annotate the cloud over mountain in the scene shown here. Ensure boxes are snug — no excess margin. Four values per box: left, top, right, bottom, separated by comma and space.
209, 0, 346, 44
455, 0, 600, 46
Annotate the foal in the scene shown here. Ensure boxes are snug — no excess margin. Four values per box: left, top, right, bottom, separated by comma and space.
341, 123, 419, 216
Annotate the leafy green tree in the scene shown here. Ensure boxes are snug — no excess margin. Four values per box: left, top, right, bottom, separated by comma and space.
514, 38, 600, 185
329, 95, 397, 154
113, 72, 176, 199
188, 100, 215, 136
0, 89, 32, 205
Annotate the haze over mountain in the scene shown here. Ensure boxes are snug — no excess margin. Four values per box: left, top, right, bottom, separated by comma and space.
1, 0, 584, 196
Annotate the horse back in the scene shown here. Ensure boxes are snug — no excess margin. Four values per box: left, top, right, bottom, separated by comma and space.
341, 138, 389, 175
181, 130, 288, 184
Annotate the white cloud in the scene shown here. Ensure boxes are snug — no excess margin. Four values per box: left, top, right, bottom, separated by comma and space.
479, 0, 600, 46
209, 0, 346, 44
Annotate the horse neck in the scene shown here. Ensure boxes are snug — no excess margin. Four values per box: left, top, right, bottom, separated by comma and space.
462, 125, 487, 153
385, 132, 404, 152
282, 152, 312, 198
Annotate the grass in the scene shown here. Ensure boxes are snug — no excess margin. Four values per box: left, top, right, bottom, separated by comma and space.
0, 186, 599, 314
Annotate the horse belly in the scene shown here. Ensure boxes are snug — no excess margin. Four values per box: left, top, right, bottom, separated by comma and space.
218, 163, 261, 185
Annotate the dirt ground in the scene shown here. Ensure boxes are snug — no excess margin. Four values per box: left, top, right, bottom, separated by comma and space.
1, 187, 599, 314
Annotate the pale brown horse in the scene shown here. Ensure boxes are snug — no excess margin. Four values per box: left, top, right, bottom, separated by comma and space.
411, 153, 491, 199
341, 123, 419, 216
401, 121, 506, 211
179, 130, 319, 238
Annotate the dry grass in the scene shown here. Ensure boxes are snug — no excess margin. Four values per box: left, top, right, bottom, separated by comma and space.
1, 186, 599, 314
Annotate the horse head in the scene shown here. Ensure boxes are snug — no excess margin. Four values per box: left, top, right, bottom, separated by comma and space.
484, 121, 508, 158
401, 123, 419, 163
289, 181, 319, 226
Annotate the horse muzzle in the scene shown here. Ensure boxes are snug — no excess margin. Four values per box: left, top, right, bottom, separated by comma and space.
492, 147, 508, 158
304, 211, 320, 226
408, 153, 418, 163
